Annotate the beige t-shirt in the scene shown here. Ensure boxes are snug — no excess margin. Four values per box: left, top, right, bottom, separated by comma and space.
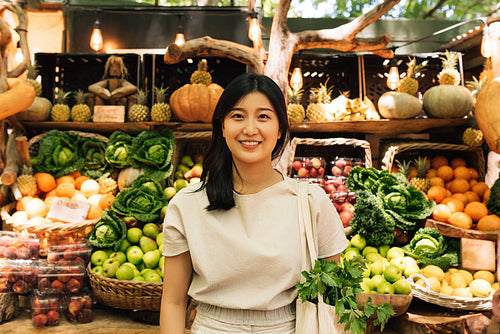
163, 176, 348, 311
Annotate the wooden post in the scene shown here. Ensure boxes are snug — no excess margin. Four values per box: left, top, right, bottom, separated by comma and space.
491, 22, 500, 78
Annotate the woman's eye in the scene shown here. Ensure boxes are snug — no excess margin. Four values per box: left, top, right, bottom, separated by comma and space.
258, 113, 271, 119
231, 113, 243, 119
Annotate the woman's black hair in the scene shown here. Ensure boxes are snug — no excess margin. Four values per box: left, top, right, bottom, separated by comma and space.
198, 73, 291, 211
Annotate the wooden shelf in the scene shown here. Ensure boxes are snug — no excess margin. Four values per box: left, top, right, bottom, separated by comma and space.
21, 118, 469, 136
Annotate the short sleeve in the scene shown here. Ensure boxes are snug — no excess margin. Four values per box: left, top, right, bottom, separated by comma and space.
308, 184, 349, 259
162, 199, 189, 257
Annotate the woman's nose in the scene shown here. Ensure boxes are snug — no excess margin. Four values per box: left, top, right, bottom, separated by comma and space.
242, 119, 258, 135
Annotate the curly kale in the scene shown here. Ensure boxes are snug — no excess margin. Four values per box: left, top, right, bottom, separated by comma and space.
105, 130, 134, 168
87, 209, 127, 251
486, 174, 500, 216
80, 136, 109, 179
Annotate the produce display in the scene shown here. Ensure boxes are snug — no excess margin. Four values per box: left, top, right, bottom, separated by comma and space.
31, 293, 63, 327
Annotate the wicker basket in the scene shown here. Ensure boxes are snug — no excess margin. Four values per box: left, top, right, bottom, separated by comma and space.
380, 141, 485, 180
287, 137, 372, 177
407, 274, 492, 311
87, 264, 163, 311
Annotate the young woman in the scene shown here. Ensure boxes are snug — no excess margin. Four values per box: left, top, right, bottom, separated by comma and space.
160, 73, 348, 334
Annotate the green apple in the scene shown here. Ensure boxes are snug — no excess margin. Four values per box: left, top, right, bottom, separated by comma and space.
108, 251, 127, 265
143, 249, 161, 268
127, 227, 143, 244
144, 271, 162, 283
161, 205, 168, 219
370, 274, 386, 289
342, 247, 360, 261
121, 262, 137, 271
180, 155, 194, 168
362, 266, 371, 278
386, 247, 405, 261
102, 259, 120, 278
139, 236, 158, 253
367, 260, 384, 276
116, 265, 135, 280
143, 223, 161, 239
376, 280, 395, 294
174, 179, 189, 192
404, 264, 421, 278
365, 252, 383, 263
119, 239, 132, 253
360, 282, 371, 293
159, 243, 163, 254
383, 264, 403, 283
378, 245, 390, 258
163, 187, 177, 201
92, 265, 104, 276
361, 246, 378, 257
126, 245, 144, 265
133, 275, 145, 282
362, 277, 373, 290
350, 234, 367, 251
389, 257, 406, 272
141, 268, 157, 277
393, 279, 412, 295
91, 250, 109, 266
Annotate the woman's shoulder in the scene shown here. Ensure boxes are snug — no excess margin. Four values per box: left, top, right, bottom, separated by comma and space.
282, 176, 326, 198
168, 182, 207, 205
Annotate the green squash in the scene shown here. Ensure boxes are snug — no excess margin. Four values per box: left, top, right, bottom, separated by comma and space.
423, 85, 473, 118
377, 92, 423, 120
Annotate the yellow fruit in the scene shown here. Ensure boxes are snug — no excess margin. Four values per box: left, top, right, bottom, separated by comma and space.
443, 271, 452, 285
452, 287, 473, 298
473, 271, 496, 285
415, 279, 426, 287
56, 182, 75, 199
80, 179, 100, 198
421, 265, 445, 281
440, 285, 454, 295
25, 198, 47, 219
450, 272, 467, 289
469, 279, 492, 298
458, 269, 474, 286
477, 214, 500, 231
492, 282, 499, 291
427, 276, 441, 293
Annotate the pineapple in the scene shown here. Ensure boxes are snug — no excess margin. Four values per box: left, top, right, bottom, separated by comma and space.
50, 89, 72, 122
398, 57, 426, 96
462, 128, 484, 147
409, 157, 430, 193
190, 59, 212, 86
26, 63, 42, 97
306, 81, 333, 122
151, 86, 172, 122
71, 90, 91, 122
16, 166, 37, 197
128, 89, 149, 122
395, 159, 412, 184
98, 177, 118, 195
437, 50, 461, 86
287, 88, 305, 123
466, 76, 485, 105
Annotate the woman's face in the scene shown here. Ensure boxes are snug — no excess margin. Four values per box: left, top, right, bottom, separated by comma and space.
222, 92, 281, 168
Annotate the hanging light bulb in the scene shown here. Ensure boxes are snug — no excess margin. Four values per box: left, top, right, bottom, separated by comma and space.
174, 15, 186, 46
15, 42, 23, 64
386, 58, 400, 90
481, 25, 492, 58
90, 17, 103, 52
248, 10, 261, 43
290, 58, 303, 92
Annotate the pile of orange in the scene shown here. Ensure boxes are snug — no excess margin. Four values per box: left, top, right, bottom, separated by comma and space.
428, 155, 498, 231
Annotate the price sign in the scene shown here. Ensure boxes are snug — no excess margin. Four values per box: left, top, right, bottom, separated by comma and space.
93, 105, 125, 123
46, 197, 91, 223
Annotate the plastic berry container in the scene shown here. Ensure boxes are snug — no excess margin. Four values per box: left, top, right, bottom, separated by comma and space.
324, 176, 347, 194
0, 259, 35, 294
290, 157, 326, 178
0, 231, 40, 260
46, 241, 91, 266
31, 292, 63, 327
65, 294, 93, 323
35, 260, 86, 295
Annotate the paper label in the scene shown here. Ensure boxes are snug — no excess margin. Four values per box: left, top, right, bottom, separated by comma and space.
461, 238, 496, 271
46, 197, 90, 223
93, 105, 125, 123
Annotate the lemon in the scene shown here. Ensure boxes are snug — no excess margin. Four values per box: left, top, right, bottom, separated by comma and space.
458, 269, 473, 286
421, 265, 445, 281
440, 285, 454, 295
450, 272, 467, 289
473, 270, 496, 285
452, 287, 472, 298
427, 276, 442, 293
469, 279, 492, 298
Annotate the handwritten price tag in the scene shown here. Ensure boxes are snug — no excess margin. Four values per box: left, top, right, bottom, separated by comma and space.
46, 197, 91, 223
93, 105, 125, 123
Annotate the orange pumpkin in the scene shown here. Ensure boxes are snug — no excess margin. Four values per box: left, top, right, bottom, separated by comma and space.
475, 77, 500, 153
169, 83, 224, 123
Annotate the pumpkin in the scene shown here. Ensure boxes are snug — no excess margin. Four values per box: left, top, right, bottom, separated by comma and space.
117, 167, 144, 191
377, 92, 422, 119
475, 77, 500, 154
423, 85, 473, 118
169, 83, 224, 123
16, 97, 52, 121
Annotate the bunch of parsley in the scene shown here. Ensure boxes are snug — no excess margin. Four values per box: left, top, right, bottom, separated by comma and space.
296, 258, 395, 334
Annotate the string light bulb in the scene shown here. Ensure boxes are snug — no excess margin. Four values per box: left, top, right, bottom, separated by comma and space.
90, 17, 103, 52
290, 67, 303, 91
481, 25, 492, 58
248, 10, 261, 43
174, 15, 185, 46
15, 42, 23, 64
386, 58, 400, 90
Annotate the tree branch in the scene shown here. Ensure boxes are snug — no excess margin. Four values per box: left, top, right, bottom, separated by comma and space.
4, 3, 29, 78
423, 0, 448, 19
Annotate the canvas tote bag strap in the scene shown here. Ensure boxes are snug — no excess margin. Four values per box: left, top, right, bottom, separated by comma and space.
298, 182, 318, 275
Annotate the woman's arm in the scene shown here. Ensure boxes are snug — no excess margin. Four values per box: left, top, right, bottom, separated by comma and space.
160, 251, 193, 334
321, 253, 341, 263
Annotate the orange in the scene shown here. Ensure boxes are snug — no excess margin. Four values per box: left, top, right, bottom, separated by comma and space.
87, 204, 103, 220
432, 155, 449, 169
98, 194, 116, 210
34, 173, 56, 193
72, 171, 82, 178
468, 168, 479, 180
451, 193, 469, 205
427, 169, 437, 178
448, 212, 473, 229
469, 179, 478, 187
56, 175, 75, 186
464, 201, 489, 222
450, 178, 470, 194
432, 204, 452, 222
55, 182, 75, 199
429, 177, 445, 187
464, 191, 480, 203
477, 214, 500, 231
446, 189, 452, 198
483, 188, 491, 203
471, 182, 489, 199
450, 157, 467, 169
408, 167, 417, 180
427, 186, 447, 204
437, 165, 454, 182
441, 197, 465, 213
454, 166, 471, 181
445, 181, 453, 190
75, 176, 91, 191
45, 189, 57, 198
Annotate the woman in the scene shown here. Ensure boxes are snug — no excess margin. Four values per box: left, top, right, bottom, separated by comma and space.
160, 73, 348, 334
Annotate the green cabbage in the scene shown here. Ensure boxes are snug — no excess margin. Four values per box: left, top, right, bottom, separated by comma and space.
87, 209, 127, 251
105, 131, 134, 168
80, 136, 109, 179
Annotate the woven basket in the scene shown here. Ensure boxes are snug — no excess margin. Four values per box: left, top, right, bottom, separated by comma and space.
407, 274, 492, 311
287, 137, 372, 177
380, 141, 485, 180
87, 264, 163, 311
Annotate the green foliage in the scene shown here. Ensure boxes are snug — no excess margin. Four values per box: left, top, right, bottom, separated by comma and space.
486, 175, 500, 217
88, 209, 127, 251
297, 258, 395, 333
105, 130, 134, 169
80, 136, 110, 179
